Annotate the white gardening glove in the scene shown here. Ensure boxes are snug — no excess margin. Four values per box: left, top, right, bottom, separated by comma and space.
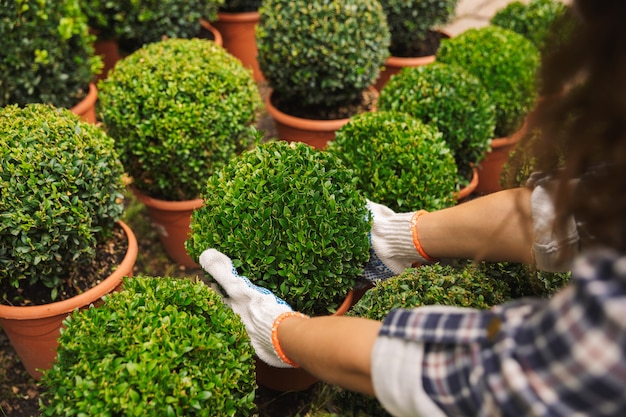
362, 200, 434, 282
199, 248, 308, 368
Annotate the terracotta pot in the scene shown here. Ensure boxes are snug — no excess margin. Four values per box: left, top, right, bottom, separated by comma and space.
0, 220, 138, 380
475, 126, 526, 195
455, 165, 479, 202
255, 284, 372, 392
265, 88, 378, 150
212, 12, 264, 82
199, 19, 223, 46
93, 38, 121, 81
131, 188, 203, 268
374, 31, 450, 92
70, 83, 98, 124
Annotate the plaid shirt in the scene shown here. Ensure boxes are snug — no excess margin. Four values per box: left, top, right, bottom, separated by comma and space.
379, 248, 626, 416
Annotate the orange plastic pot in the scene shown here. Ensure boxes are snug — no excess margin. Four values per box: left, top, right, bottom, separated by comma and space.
0, 221, 138, 380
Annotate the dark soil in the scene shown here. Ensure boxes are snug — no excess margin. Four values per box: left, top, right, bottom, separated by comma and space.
271, 87, 379, 120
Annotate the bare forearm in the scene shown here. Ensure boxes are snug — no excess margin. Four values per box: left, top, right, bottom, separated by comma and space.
278, 316, 381, 395
420, 188, 534, 263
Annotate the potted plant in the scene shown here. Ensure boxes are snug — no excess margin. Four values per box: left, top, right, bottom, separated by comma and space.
256, 0, 390, 149
98, 38, 261, 268
211, 0, 265, 81
436, 25, 541, 194
115, 0, 224, 54
0, 0, 102, 123
186, 140, 371, 391
377, 62, 496, 194
0, 103, 137, 380
374, 0, 459, 90
326, 111, 458, 212
39, 276, 256, 416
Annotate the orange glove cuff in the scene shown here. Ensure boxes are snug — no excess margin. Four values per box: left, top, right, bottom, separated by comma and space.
271, 311, 310, 368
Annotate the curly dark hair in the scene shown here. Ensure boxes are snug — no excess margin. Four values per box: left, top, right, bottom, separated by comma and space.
507, 0, 626, 253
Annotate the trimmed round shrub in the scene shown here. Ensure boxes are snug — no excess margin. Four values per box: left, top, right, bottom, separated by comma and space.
0, 104, 125, 297
39, 276, 256, 416
326, 111, 458, 212
98, 38, 261, 201
437, 26, 540, 137
379, 0, 458, 57
490, 0, 569, 54
349, 262, 511, 321
187, 141, 371, 316
256, 0, 390, 109
0, 0, 101, 108
378, 62, 496, 184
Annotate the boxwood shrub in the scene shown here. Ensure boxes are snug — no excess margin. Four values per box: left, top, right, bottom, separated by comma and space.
256, 0, 390, 110
349, 262, 511, 321
326, 111, 458, 212
0, 0, 101, 109
437, 26, 540, 138
490, 0, 569, 54
98, 38, 261, 201
39, 276, 256, 416
378, 62, 496, 185
187, 141, 371, 316
0, 104, 125, 299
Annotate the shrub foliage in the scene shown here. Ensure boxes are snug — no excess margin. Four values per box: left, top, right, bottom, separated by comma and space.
187, 141, 371, 316
0, 104, 125, 297
98, 38, 261, 201
40, 276, 256, 416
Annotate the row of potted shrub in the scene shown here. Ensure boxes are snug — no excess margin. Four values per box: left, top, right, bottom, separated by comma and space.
0, 0, 573, 414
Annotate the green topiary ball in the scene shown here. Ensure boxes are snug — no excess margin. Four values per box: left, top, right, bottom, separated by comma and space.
378, 62, 496, 185
98, 38, 261, 201
349, 262, 512, 321
187, 141, 371, 316
326, 111, 458, 212
0, 104, 125, 297
436, 26, 540, 137
0, 0, 101, 108
39, 276, 256, 416
256, 0, 390, 109
490, 0, 569, 54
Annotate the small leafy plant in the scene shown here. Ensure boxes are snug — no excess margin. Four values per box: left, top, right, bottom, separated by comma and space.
490, 0, 570, 54
0, 0, 101, 109
326, 111, 458, 212
378, 0, 458, 57
0, 104, 125, 300
256, 0, 390, 112
378, 62, 496, 185
80, 0, 133, 41
437, 26, 540, 138
39, 276, 256, 416
98, 38, 261, 201
187, 141, 371, 316
349, 262, 511, 321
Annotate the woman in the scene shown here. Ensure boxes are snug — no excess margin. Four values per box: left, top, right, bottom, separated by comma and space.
200, 0, 626, 415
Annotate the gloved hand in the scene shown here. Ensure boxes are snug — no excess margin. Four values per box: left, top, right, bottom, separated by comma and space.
199, 248, 308, 368
362, 200, 434, 282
